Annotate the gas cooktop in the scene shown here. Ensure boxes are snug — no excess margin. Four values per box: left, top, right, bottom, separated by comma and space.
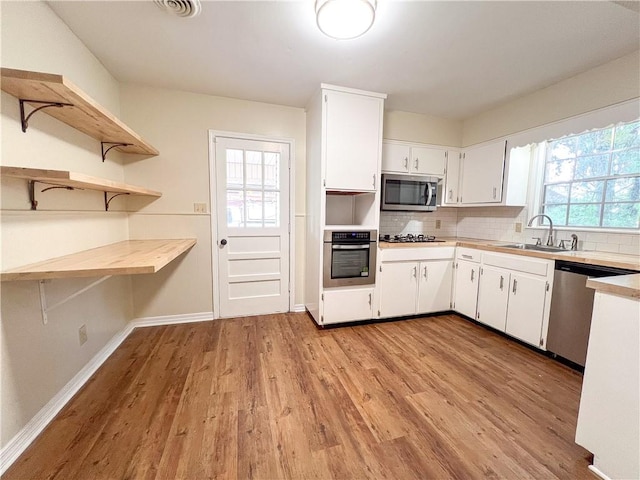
379, 234, 446, 243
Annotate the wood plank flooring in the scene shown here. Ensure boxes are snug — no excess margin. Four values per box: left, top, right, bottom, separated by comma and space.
5, 313, 593, 479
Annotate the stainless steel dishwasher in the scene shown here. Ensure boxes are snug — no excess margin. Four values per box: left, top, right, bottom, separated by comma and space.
547, 260, 636, 368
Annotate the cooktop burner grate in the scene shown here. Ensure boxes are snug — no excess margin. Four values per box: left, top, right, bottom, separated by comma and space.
379, 234, 445, 243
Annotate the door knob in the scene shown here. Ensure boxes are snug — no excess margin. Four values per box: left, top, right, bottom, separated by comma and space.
220, 239, 227, 246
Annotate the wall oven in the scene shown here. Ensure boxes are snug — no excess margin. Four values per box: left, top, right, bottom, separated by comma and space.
381, 173, 438, 212
323, 230, 377, 288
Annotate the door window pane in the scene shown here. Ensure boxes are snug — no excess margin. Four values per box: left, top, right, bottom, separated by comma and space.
227, 190, 244, 227
246, 151, 262, 187
264, 152, 280, 189
226, 149, 244, 188
264, 191, 280, 227
246, 190, 264, 227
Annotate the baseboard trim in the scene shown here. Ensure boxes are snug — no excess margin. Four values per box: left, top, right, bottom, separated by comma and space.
0, 311, 214, 475
588, 464, 613, 480
291, 304, 306, 313
0, 322, 135, 475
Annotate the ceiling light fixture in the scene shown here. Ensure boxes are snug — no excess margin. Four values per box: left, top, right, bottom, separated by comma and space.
315, 0, 376, 40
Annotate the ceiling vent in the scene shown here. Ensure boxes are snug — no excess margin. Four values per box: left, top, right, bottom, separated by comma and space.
154, 0, 201, 18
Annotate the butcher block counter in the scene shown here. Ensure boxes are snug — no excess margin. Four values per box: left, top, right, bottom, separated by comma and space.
379, 237, 640, 271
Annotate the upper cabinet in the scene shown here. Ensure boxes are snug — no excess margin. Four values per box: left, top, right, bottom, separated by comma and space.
460, 140, 506, 204
324, 87, 385, 192
442, 149, 461, 205
382, 140, 446, 176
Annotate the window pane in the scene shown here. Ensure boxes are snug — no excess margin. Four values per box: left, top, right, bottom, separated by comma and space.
574, 154, 609, 179
576, 128, 612, 155
549, 137, 577, 161
246, 190, 264, 227
602, 203, 640, 229
570, 181, 604, 203
611, 148, 640, 175
227, 190, 244, 227
544, 184, 569, 204
568, 204, 601, 227
613, 121, 640, 150
226, 149, 244, 188
543, 204, 568, 226
246, 151, 262, 188
545, 159, 574, 183
264, 152, 280, 189
263, 191, 280, 227
605, 177, 640, 202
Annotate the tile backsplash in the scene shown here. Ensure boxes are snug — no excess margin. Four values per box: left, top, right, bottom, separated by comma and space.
380, 206, 639, 255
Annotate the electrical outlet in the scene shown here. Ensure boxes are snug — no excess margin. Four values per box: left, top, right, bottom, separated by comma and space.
193, 203, 207, 214
435, 219, 441, 229
515, 222, 522, 233
79, 324, 88, 346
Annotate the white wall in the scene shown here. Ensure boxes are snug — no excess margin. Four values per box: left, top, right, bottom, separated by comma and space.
0, 1, 133, 448
384, 110, 462, 147
118, 84, 306, 317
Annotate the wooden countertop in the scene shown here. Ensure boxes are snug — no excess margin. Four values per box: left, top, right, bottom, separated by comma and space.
379, 237, 640, 271
1, 239, 196, 281
586, 274, 640, 298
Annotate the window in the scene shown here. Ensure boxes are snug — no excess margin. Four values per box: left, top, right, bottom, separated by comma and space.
539, 120, 639, 230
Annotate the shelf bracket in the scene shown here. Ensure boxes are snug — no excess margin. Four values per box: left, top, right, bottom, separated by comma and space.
19, 99, 73, 133
28, 181, 80, 210
38, 276, 112, 325
101, 142, 132, 162
104, 192, 129, 211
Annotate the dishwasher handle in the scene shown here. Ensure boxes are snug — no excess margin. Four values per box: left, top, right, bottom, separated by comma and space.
555, 260, 636, 278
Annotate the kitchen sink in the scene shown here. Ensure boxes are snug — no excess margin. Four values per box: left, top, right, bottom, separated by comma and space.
500, 243, 567, 253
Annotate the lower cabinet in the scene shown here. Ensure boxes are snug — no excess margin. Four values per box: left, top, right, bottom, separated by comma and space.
504, 273, 548, 347
379, 259, 453, 317
453, 259, 480, 319
322, 287, 374, 325
476, 265, 509, 331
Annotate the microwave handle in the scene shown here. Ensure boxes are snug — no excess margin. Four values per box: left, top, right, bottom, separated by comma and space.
425, 182, 433, 206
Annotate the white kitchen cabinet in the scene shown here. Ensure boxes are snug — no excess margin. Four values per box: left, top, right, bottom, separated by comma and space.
322, 287, 374, 325
453, 260, 480, 319
417, 260, 454, 313
381, 140, 446, 176
476, 265, 509, 331
460, 140, 506, 204
505, 273, 548, 348
324, 89, 384, 192
378, 247, 454, 319
442, 149, 461, 205
379, 261, 419, 317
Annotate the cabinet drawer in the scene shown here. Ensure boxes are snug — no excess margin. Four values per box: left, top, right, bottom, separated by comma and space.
456, 247, 481, 263
483, 252, 550, 276
380, 246, 455, 262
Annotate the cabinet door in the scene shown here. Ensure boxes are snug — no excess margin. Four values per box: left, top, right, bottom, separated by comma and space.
417, 260, 453, 314
381, 142, 410, 173
380, 262, 418, 318
453, 260, 480, 319
442, 150, 461, 205
476, 266, 509, 331
322, 288, 374, 325
505, 274, 547, 347
411, 146, 446, 176
460, 140, 506, 204
324, 90, 382, 192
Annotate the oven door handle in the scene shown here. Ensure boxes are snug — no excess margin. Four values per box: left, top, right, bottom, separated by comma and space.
332, 244, 370, 250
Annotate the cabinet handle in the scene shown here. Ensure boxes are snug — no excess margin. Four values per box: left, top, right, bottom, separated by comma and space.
462, 254, 472, 259
404, 157, 408, 170
423, 266, 428, 280
499, 276, 504, 290
493, 187, 497, 199
448, 189, 453, 200
470, 269, 475, 282
413, 266, 417, 278
414, 158, 419, 170
368, 293, 372, 306
512, 278, 517, 294
373, 174, 376, 187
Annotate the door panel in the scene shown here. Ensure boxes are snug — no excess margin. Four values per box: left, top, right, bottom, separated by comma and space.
505, 274, 547, 347
411, 146, 446, 176
477, 266, 509, 331
380, 261, 418, 317
417, 260, 453, 314
323, 288, 374, 324
453, 260, 479, 319
215, 136, 290, 318
460, 140, 506, 204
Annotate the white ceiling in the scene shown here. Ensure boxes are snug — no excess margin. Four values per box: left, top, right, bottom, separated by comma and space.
48, 1, 640, 120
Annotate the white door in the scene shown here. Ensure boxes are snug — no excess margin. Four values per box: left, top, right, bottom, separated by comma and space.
460, 140, 506, 204
505, 274, 547, 347
214, 136, 290, 318
380, 261, 418, 318
443, 150, 461, 205
453, 260, 479, 319
417, 260, 453, 314
411, 146, 446, 176
476, 266, 509, 331
381, 142, 410, 173
322, 288, 374, 325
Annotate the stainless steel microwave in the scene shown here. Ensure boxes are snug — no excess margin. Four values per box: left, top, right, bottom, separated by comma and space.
381, 174, 439, 212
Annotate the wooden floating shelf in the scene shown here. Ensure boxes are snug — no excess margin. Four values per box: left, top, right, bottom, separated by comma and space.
1, 239, 197, 281
0, 68, 159, 157
1, 166, 162, 197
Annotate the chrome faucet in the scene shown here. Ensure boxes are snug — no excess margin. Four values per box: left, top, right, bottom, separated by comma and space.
570, 233, 579, 251
527, 214, 554, 247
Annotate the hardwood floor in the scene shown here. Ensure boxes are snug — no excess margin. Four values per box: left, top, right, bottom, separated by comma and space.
5, 313, 593, 479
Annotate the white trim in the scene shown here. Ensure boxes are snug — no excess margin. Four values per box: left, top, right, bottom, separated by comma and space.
0, 311, 214, 475
587, 464, 613, 480
0, 322, 134, 475
291, 303, 307, 313
208, 130, 296, 318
